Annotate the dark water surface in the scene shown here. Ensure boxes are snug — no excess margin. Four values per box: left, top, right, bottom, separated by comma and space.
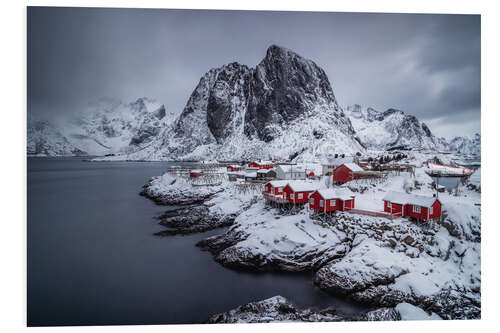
431, 176, 462, 191
28, 157, 368, 326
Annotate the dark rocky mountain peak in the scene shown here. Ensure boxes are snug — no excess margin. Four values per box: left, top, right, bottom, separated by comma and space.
244, 44, 346, 142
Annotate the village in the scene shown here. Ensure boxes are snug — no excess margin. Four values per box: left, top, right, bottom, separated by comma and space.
140, 151, 481, 320
177, 153, 476, 224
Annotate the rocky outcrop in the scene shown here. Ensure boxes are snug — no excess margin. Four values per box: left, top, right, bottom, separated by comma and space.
140, 175, 223, 206
197, 204, 481, 320
140, 174, 230, 235
206, 295, 400, 323
197, 204, 351, 272
154, 205, 236, 236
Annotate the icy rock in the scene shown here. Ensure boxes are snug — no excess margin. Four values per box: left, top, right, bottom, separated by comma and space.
314, 240, 409, 294
395, 303, 442, 320
140, 174, 223, 206
206, 295, 398, 323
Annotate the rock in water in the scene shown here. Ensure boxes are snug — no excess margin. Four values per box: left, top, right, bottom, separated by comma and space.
206, 295, 401, 323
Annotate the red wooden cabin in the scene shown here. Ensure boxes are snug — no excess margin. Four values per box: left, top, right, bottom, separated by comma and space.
263, 180, 289, 196
189, 169, 204, 178
227, 165, 243, 172
247, 161, 260, 169
383, 191, 442, 221
282, 181, 317, 204
248, 161, 274, 170
309, 189, 355, 212
333, 163, 364, 183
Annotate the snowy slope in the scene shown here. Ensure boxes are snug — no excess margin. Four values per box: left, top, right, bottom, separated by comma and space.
61, 97, 172, 155
345, 104, 446, 151
27, 117, 87, 156
449, 133, 481, 156
115, 45, 364, 161
28, 97, 177, 156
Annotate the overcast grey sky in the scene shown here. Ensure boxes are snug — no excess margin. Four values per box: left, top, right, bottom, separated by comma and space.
27, 7, 480, 139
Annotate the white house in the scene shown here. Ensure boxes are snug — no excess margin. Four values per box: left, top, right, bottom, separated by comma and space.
275, 164, 306, 180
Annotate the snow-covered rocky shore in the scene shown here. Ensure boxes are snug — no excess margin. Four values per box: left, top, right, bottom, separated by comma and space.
140, 172, 258, 235
142, 163, 481, 320
206, 295, 444, 323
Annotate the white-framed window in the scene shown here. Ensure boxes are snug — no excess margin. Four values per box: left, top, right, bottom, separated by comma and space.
387, 202, 392, 208
290, 193, 294, 200
331, 199, 336, 206
298, 193, 303, 199
429, 206, 433, 215
413, 205, 421, 213
320, 200, 324, 207
310, 198, 314, 205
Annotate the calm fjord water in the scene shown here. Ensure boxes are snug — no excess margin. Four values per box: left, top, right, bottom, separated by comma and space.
27, 157, 367, 326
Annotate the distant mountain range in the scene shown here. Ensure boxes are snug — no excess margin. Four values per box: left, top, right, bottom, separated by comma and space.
344, 104, 449, 151
27, 45, 480, 159
28, 97, 176, 156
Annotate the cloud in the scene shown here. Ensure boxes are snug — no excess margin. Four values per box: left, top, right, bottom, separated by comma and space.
27, 8, 480, 139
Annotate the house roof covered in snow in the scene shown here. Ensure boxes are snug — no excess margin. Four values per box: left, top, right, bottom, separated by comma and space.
276, 164, 306, 173
227, 164, 242, 168
285, 181, 318, 192
320, 156, 354, 166
342, 163, 364, 172
383, 191, 438, 207
315, 189, 354, 201
267, 180, 289, 187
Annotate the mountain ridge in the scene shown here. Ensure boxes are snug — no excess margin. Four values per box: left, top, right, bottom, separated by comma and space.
28, 45, 479, 160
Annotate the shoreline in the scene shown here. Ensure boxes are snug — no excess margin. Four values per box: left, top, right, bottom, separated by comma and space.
141, 160, 481, 321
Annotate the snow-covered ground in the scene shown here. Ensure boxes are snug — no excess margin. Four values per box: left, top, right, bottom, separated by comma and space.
144, 158, 481, 320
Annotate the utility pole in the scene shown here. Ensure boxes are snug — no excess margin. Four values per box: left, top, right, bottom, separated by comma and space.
436, 176, 440, 199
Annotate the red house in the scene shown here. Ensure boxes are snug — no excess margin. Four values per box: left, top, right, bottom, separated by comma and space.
333, 163, 364, 183
309, 189, 356, 212
247, 161, 274, 170
282, 181, 317, 204
227, 165, 243, 172
383, 191, 442, 221
263, 180, 289, 196
259, 161, 274, 169
189, 169, 204, 178
262, 180, 289, 203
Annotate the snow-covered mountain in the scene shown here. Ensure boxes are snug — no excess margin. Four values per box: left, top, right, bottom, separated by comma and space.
344, 104, 446, 151
27, 117, 87, 156
29, 46, 471, 160
28, 97, 176, 156
449, 133, 481, 156
62, 97, 172, 155
122, 45, 364, 161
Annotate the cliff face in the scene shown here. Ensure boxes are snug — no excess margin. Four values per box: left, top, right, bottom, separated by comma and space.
244, 45, 354, 142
